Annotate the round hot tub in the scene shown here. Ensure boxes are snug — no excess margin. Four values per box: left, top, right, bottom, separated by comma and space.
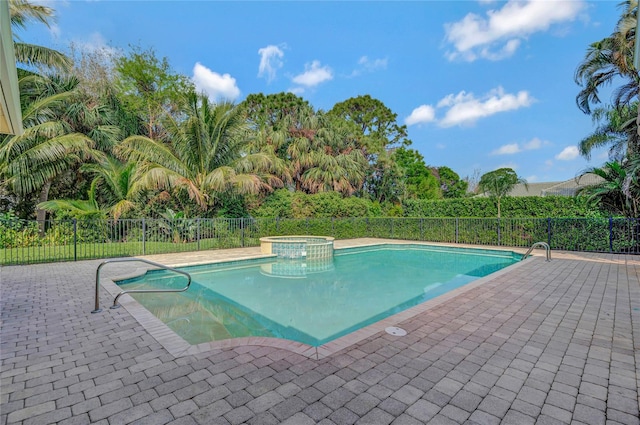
260, 236, 334, 260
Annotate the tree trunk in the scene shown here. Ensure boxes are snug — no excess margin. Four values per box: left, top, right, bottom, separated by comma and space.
36, 180, 52, 236
497, 197, 501, 219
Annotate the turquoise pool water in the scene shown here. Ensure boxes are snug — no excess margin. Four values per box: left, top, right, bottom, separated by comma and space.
117, 244, 521, 346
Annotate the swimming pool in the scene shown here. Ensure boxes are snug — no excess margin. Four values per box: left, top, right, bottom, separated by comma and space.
116, 244, 521, 347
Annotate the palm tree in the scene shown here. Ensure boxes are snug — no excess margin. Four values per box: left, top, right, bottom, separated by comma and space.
117, 91, 285, 213
478, 168, 527, 218
578, 161, 639, 217
284, 111, 367, 195
0, 74, 97, 222
9, 0, 71, 71
579, 104, 638, 160
575, 0, 640, 156
37, 179, 107, 219
80, 155, 145, 220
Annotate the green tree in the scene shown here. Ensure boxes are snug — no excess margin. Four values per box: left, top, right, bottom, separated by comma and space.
242, 92, 313, 130
114, 46, 192, 140
117, 91, 283, 214
432, 166, 468, 198
392, 147, 440, 200
287, 112, 367, 195
329, 95, 410, 153
329, 95, 411, 202
0, 74, 98, 222
478, 168, 527, 218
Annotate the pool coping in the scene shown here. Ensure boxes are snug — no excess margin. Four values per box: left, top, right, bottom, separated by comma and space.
100, 239, 532, 360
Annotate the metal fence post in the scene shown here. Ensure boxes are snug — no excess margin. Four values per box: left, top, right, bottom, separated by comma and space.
455, 218, 459, 244
420, 218, 424, 241
197, 218, 201, 251
73, 219, 77, 261
241, 219, 245, 247
497, 218, 501, 246
547, 218, 551, 247
609, 217, 614, 252
142, 218, 146, 255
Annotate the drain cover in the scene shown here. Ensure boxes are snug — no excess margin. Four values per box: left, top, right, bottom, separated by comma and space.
385, 326, 407, 336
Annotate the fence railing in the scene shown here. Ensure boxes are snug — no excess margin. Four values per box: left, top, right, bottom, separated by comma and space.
1, 217, 638, 265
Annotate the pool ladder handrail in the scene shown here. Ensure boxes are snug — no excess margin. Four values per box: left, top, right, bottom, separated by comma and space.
92, 258, 192, 313
522, 242, 551, 262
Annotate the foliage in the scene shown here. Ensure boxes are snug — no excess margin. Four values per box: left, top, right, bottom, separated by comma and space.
0, 73, 101, 222
432, 166, 468, 198
242, 92, 313, 130
577, 160, 639, 217
117, 91, 283, 212
402, 196, 604, 218
249, 189, 380, 218
478, 168, 527, 218
575, 0, 640, 158
392, 147, 440, 200
328, 94, 410, 153
113, 46, 192, 140
9, 0, 72, 72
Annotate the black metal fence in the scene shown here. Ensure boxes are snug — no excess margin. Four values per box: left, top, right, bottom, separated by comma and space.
1, 217, 638, 265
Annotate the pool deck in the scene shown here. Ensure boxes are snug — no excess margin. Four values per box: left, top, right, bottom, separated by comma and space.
1, 239, 639, 425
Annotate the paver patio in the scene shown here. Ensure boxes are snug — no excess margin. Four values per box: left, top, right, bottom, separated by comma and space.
1, 239, 639, 425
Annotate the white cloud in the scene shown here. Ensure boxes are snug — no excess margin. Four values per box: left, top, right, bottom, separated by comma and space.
526, 175, 538, 182
350, 56, 388, 77
405, 105, 436, 126
405, 87, 533, 128
555, 146, 579, 160
444, 0, 585, 61
257, 45, 284, 83
491, 137, 546, 155
436, 143, 446, 149
523, 137, 543, 150
358, 56, 388, 71
438, 86, 534, 127
192, 62, 240, 101
492, 143, 521, 155
292, 60, 333, 87
71, 32, 118, 55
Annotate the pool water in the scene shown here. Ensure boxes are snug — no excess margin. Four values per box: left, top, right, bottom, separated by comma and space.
117, 245, 521, 346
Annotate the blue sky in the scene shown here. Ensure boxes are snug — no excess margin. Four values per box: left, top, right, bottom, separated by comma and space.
25, 0, 622, 183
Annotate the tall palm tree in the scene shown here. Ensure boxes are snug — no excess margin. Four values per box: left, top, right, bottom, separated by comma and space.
0, 74, 98, 222
9, 0, 71, 71
575, 0, 640, 156
117, 91, 285, 212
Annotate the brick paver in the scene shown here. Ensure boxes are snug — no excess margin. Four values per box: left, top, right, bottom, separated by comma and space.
1, 241, 639, 424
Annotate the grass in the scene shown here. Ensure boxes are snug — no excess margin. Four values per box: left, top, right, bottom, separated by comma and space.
0, 237, 263, 265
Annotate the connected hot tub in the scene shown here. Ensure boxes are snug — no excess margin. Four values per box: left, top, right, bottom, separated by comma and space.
260, 236, 334, 260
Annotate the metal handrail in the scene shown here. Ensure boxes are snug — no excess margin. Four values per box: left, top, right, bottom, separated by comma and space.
92, 258, 191, 313
522, 241, 551, 262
